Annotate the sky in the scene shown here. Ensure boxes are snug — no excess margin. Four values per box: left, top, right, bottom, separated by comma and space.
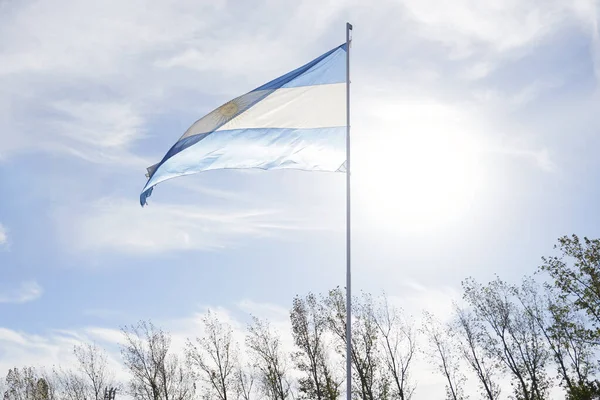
1, 0, 599, 398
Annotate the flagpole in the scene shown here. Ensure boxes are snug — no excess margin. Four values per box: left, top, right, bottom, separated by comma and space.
345, 21, 353, 400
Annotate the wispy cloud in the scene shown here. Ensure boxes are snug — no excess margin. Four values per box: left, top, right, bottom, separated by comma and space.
0, 0, 222, 162
565, 0, 600, 82
83, 308, 127, 320
0, 0, 593, 174
0, 224, 6, 246
44, 100, 149, 167
237, 299, 290, 320
491, 147, 556, 172
0, 0, 223, 78
0, 281, 43, 304
51, 101, 144, 149
0, 326, 125, 381
0, 0, 350, 164
54, 197, 337, 255
398, 0, 591, 56
588, 4, 600, 82
0, 300, 289, 379
387, 280, 464, 320
462, 62, 495, 80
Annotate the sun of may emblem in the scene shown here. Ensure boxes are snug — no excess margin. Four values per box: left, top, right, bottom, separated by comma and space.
218, 101, 239, 118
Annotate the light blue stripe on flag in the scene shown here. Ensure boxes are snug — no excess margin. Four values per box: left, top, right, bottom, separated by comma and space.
141, 43, 347, 206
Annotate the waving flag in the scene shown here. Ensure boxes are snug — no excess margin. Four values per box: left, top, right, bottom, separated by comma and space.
140, 43, 348, 206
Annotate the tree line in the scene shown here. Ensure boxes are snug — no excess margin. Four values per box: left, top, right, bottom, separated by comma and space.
2, 235, 600, 400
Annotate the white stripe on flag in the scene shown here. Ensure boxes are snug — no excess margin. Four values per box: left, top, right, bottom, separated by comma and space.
216, 83, 345, 131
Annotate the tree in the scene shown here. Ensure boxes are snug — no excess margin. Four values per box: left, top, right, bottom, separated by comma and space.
540, 235, 600, 338
290, 293, 341, 400
422, 312, 466, 400
246, 316, 292, 400
2, 367, 53, 400
462, 277, 550, 400
452, 306, 500, 400
372, 295, 416, 400
78, 343, 117, 400
517, 282, 598, 397
52, 368, 87, 400
233, 365, 255, 400
53, 342, 118, 400
186, 310, 239, 400
323, 288, 392, 400
33, 379, 48, 400
538, 235, 600, 398
546, 297, 600, 399
351, 294, 383, 400
121, 321, 194, 400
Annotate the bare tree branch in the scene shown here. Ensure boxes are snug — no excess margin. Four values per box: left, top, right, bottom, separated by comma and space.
373, 294, 416, 400
186, 310, 239, 400
121, 321, 194, 400
246, 316, 292, 400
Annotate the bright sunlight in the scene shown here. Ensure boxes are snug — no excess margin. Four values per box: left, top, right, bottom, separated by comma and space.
353, 100, 488, 232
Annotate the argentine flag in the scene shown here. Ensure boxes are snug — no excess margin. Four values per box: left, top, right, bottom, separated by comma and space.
140, 43, 348, 206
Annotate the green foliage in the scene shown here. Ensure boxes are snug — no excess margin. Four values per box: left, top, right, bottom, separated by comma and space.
2, 368, 50, 400
462, 277, 551, 400
540, 235, 600, 340
566, 381, 600, 400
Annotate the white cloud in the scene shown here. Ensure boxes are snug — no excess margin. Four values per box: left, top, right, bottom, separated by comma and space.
0, 0, 225, 77
0, 326, 126, 383
0, 0, 222, 162
0, 301, 290, 386
0, 300, 295, 385
512, 79, 565, 106
398, 0, 592, 56
51, 101, 143, 150
82, 308, 127, 320
492, 147, 556, 172
237, 300, 289, 320
0, 0, 594, 174
0, 90, 151, 167
472, 78, 565, 110
83, 327, 125, 346
0, 224, 6, 246
41, 100, 151, 167
387, 281, 463, 320
0, 281, 43, 304
0, 0, 354, 165
0, 328, 28, 346
54, 197, 338, 255
566, 0, 600, 80
462, 62, 495, 80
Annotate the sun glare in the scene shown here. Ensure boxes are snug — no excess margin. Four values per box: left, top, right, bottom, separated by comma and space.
354, 101, 486, 233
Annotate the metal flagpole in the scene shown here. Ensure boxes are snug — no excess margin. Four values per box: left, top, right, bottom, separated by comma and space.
345, 21, 353, 400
